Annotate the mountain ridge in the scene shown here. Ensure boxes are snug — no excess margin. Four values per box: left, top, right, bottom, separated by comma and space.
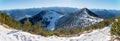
1, 7, 120, 30
19, 8, 103, 30
55, 8, 102, 30
1, 7, 120, 21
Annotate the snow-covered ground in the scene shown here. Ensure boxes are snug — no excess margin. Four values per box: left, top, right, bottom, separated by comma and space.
0, 25, 111, 41
42, 11, 62, 30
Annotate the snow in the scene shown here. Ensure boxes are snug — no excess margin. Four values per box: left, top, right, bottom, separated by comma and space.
42, 11, 62, 30
0, 24, 111, 41
81, 9, 103, 25
75, 26, 111, 41
62, 8, 103, 28
17, 15, 32, 21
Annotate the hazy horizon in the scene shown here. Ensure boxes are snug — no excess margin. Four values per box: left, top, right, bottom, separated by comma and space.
0, 0, 120, 10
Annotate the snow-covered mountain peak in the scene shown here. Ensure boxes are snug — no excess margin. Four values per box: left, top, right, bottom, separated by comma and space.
19, 8, 103, 30
55, 8, 103, 30
80, 8, 99, 17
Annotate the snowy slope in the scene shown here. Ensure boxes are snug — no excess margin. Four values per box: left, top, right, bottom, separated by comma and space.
40, 8, 103, 30
41, 11, 62, 30
72, 8, 103, 27
0, 24, 111, 41
56, 8, 103, 29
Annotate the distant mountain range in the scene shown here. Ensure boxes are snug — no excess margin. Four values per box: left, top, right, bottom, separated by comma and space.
2, 7, 120, 20
1, 7, 120, 30
2, 7, 79, 21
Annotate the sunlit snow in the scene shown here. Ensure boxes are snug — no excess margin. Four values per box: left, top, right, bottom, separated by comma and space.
0, 24, 111, 41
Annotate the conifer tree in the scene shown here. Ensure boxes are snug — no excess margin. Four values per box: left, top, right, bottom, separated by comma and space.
24, 19, 31, 27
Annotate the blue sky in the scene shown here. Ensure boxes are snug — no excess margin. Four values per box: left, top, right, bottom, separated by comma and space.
0, 0, 120, 10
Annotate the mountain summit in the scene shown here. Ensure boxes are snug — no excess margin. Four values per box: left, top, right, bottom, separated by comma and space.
19, 8, 103, 30
80, 8, 99, 17
55, 8, 103, 30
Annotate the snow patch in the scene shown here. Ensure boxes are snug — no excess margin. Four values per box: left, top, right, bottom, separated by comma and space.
42, 11, 62, 30
0, 24, 111, 41
61, 8, 103, 28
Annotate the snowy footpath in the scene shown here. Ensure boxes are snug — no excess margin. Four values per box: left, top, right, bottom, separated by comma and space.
0, 25, 111, 41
